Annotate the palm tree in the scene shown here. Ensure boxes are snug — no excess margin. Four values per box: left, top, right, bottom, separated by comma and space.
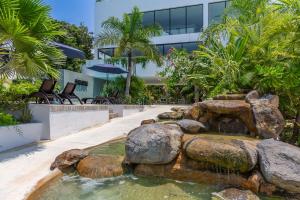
0, 0, 65, 79
95, 6, 163, 97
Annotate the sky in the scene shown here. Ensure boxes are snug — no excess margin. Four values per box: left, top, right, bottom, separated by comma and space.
44, 0, 95, 32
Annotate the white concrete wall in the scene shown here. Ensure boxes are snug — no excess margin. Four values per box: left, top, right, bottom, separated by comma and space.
109, 105, 144, 117
29, 104, 109, 140
0, 123, 42, 152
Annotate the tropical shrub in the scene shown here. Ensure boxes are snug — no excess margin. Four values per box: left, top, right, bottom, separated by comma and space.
101, 76, 152, 104
0, 112, 17, 126
54, 20, 93, 72
0, 80, 40, 123
161, 0, 300, 144
0, 0, 65, 79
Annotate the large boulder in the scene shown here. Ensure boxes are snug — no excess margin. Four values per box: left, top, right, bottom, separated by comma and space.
250, 99, 284, 139
183, 104, 202, 120
258, 139, 300, 194
50, 149, 88, 170
212, 188, 260, 200
245, 90, 260, 103
197, 100, 257, 135
184, 136, 259, 173
134, 153, 260, 193
125, 124, 183, 164
77, 155, 124, 179
176, 119, 207, 134
157, 112, 183, 120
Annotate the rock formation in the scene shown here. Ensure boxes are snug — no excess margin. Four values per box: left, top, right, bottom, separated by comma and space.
50, 149, 88, 170
258, 139, 300, 194
77, 155, 124, 179
176, 119, 207, 134
125, 124, 183, 164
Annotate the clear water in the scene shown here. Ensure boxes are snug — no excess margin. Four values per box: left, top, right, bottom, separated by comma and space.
36, 139, 283, 200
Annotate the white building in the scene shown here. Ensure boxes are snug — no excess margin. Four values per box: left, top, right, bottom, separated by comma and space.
82, 0, 229, 86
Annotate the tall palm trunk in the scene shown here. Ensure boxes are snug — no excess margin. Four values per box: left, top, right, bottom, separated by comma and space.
125, 51, 132, 97
290, 110, 300, 144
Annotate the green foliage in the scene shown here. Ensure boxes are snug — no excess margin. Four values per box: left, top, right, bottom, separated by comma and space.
0, 80, 40, 123
96, 6, 163, 96
54, 20, 93, 72
0, 0, 65, 79
162, 0, 300, 117
0, 112, 17, 126
101, 76, 152, 104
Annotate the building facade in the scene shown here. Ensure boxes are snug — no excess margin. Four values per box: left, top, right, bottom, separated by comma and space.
83, 0, 228, 86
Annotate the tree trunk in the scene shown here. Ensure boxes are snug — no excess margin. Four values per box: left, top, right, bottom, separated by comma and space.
194, 85, 200, 103
125, 51, 132, 97
290, 110, 300, 144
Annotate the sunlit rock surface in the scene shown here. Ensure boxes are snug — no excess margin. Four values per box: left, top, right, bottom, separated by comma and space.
125, 124, 183, 164
258, 139, 300, 194
184, 136, 258, 173
77, 155, 124, 179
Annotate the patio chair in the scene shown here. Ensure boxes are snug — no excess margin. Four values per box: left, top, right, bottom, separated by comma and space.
29, 79, 63, 104
58, 82, 83, 105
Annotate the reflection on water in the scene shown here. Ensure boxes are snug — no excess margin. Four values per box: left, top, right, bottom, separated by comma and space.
37, 138, 283, 200
38, 175, 223, 200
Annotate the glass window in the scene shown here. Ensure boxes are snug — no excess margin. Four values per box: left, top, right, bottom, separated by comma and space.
164, 43, 182, 55
142, 11, 154, 27
170, 7, 186, 35
187, 5, 203, 33
155, 9, 170, 35
208, 1, 226, 25
99, 48, 114, 57
182, 43, 199, 53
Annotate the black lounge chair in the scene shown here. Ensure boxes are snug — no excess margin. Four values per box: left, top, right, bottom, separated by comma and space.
82, 90, 121, 105
29, 79, 63, 104
58, 82, 83, 105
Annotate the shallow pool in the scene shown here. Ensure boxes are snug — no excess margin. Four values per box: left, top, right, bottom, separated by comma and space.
36, 139, 282, 200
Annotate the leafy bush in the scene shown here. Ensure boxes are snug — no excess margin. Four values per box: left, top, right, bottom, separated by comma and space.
0, 80, 40, 123
0, 112, 17, 126
101, 76, 153, 104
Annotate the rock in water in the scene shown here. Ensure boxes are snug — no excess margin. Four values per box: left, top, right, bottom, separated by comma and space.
141, 119, 156, 125
184, 137, 258, 173
134, 153, 260, 193
176, 119, 207, 134
212, 188, 260, 200
125, 124, 183, 164
250, 99, 284, 139
77, 155, 124, 179
258, 139, 300, 194
157, 112, 183, 120
50, 149, 88, 170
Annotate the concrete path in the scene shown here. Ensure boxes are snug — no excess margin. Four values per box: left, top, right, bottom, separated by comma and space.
0, 105, 173, 200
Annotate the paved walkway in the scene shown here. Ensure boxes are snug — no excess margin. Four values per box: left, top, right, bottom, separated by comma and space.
0, 105, 173, 200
